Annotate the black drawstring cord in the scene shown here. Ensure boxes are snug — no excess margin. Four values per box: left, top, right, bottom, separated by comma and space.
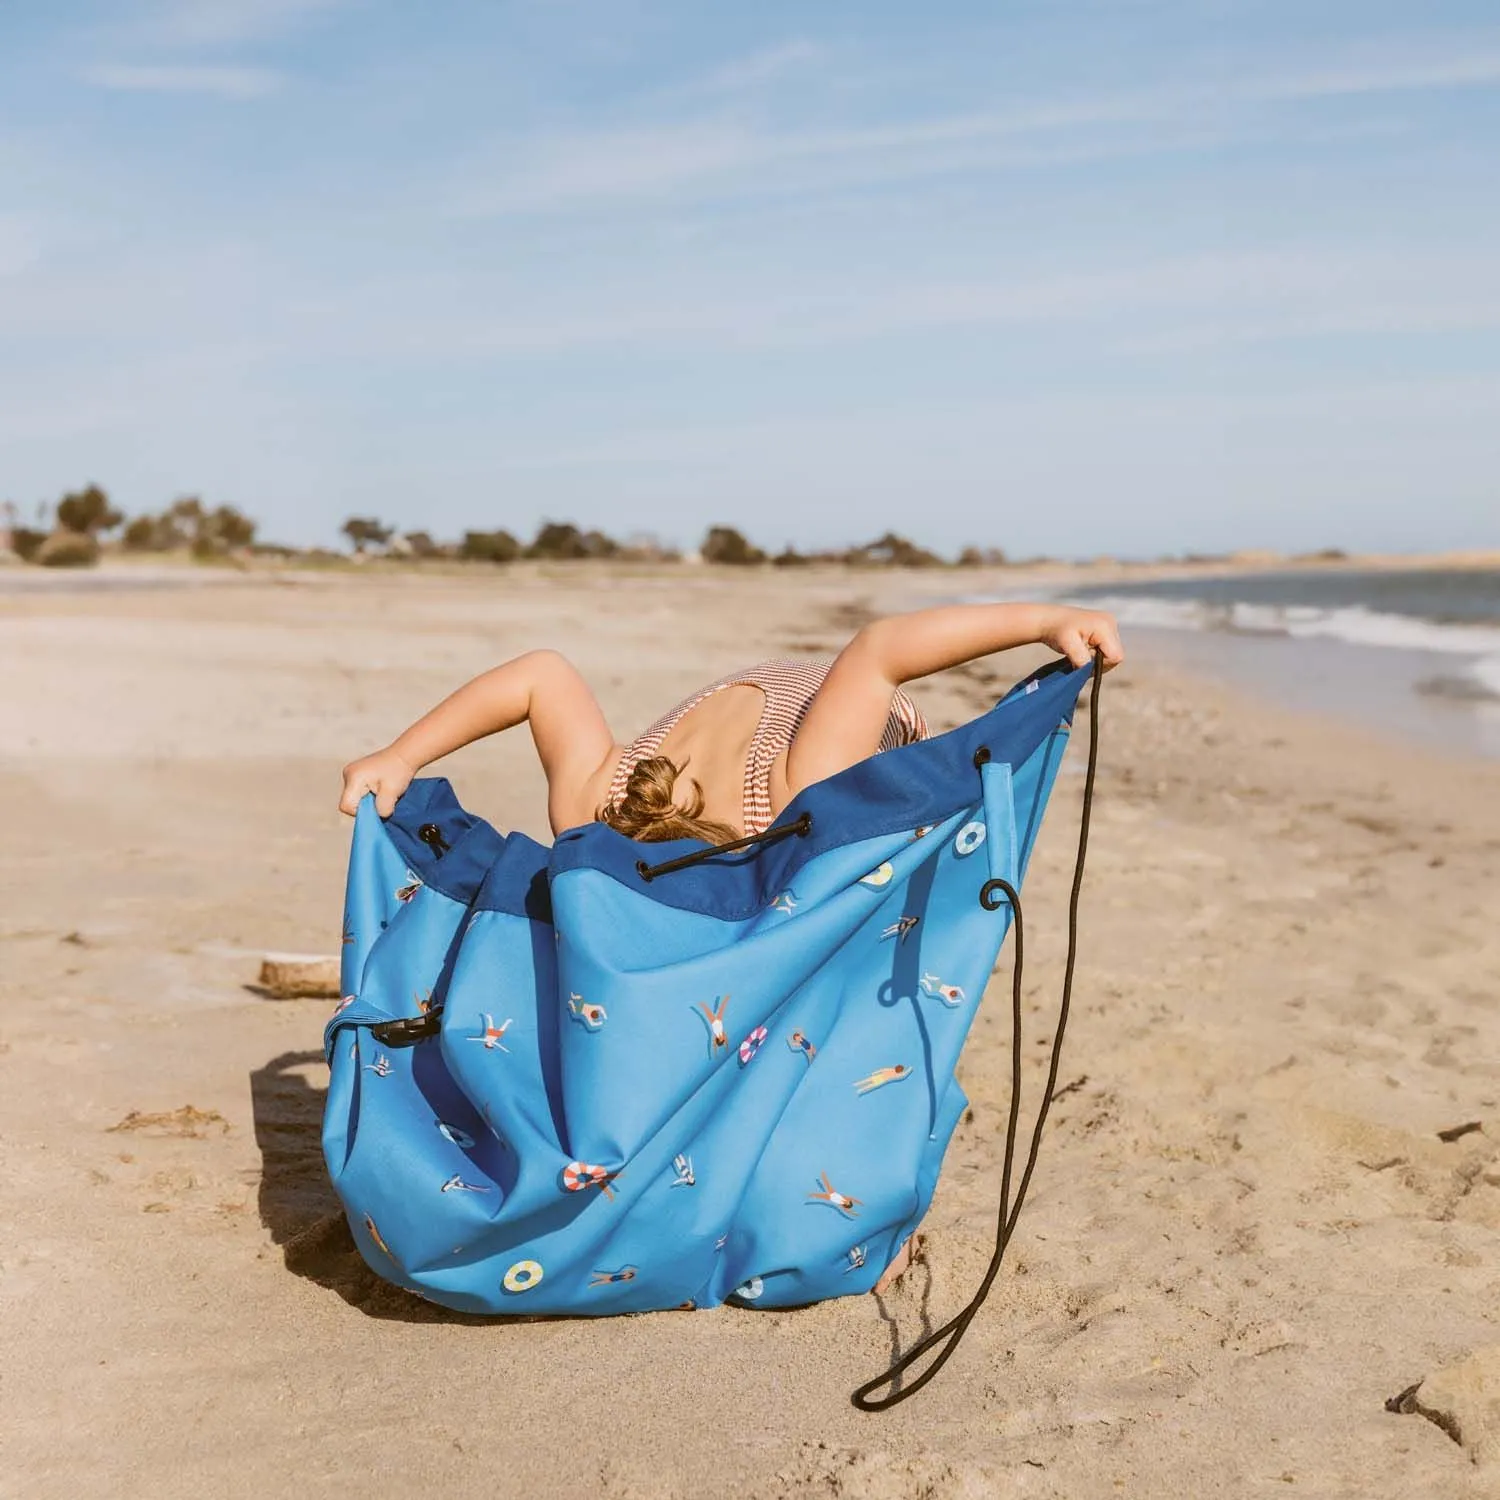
851, 650, 1103, 1412
636, 811, 812, 882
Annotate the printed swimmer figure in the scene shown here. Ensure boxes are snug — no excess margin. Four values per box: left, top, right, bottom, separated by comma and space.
808, 1171, 862, 1218
414, 988, 435, 1013
920, 973, 966, 1007
589, 1265, 638, 1287
395, 873, 422, 903
440, 1174, 490, 1194
787, 1030, 817, 1064
671, 1153, 695, 1187
695, 994, 731, 1054
567, 993, 607, 1030
854, 1063, 911, 1094
363, 1053, 392, 1077
770, 890, 798, 916
468, 1013, 513, 1051
341, 917, 355, 947
436, 1120, 475, 1149
363, 1214, 395, 1262
843, 1244, 867, 1274
881, 916, 920, 943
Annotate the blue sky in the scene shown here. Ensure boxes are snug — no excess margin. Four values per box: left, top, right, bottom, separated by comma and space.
2, 1, 1498, 558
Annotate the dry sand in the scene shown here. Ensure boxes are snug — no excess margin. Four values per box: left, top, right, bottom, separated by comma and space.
2, 565, 1497, 1499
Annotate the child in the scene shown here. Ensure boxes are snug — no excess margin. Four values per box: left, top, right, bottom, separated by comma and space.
339, 600, 1123, 841
338, 599, 1122, 1294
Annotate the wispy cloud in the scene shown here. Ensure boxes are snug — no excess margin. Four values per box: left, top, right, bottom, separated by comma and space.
135, 0, 345, 49
1237, 49, 1500, 103
689, 39, 821, 96
457, 34, 1500, 216
0, 216, 43, 278
82, 63, 282, 98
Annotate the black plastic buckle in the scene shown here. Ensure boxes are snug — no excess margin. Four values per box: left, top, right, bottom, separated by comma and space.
418, 822, 451, 858
370, 1011, 443, 1047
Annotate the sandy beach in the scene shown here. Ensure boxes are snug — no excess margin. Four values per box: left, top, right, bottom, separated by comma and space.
2, 563, 1498, 1499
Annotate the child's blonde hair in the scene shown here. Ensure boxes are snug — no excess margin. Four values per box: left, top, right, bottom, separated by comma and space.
599, 755, 739, 845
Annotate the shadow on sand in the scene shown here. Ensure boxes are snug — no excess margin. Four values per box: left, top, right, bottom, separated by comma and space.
248, 1048, 490, 1323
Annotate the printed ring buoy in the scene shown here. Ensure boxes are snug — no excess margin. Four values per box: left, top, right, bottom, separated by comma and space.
859, 861, 894, 888
954, 821, 987, 857
738, 1025, 768, 1065
503, 1259, 544, 1293
562, 1160, 610, 1192
735, 1276, 764, 1301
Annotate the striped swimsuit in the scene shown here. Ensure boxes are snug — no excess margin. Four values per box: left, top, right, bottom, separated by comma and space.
607, 657, 929, 837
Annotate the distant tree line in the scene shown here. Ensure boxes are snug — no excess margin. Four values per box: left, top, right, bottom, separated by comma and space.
341, 517, 1010, 568
2, 486, 259, 568
1, 484, 1020, 570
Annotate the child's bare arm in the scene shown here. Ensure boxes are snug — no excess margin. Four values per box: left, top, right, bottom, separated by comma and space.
785, 602, 1122, 797
340, 651, 616, 830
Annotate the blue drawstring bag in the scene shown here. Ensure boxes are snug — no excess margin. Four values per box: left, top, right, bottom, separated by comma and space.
323, 657, 1099, 1408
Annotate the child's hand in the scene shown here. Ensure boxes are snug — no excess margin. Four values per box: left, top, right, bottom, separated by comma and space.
1038, 606, 1125, 671
339, 747, 416, 818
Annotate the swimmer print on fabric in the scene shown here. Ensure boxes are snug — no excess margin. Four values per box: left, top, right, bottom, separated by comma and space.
468, 1013, 513, 1051
737, 1025, 768, 1066
853, 1064, 911, 1095
881, 916, 920, 943
919, 973, 966, 1007
808, 1171, 862, 1218
440, 1174, 490, 1194
589, 1265, 638, 1286
414, 988, 435, 1013
695, 995, 731, 1055
671, 1153, 695, 1187
843, 1244, 867, 1274
436, 1120, 475, 1149
395, 872, 422, 903
341, 916, 355, 947
567, 993, 607, 1030
769, 890, 797, 915
787, 1030, 816, 1064
363, 1214, 397, 1264
562, 1160, 622, 1199
363, 1053, 392, 1077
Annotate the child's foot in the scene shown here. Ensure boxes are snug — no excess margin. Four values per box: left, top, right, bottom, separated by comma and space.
872, 1232, 921, 1295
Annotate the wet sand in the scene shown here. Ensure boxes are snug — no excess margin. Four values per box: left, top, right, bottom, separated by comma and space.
2, 565, 1497, 1498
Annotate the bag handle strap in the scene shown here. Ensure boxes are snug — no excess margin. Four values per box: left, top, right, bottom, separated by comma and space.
851, 650, 1103, 1412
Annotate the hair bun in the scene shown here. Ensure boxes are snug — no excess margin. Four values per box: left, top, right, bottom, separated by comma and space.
599, 755, 740, 846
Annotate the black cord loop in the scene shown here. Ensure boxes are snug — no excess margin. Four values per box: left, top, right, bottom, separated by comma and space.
851, 650, 1104, 1412
636, 811, 813, 882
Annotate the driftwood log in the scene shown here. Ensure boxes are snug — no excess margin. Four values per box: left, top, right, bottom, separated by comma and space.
258, 953, 342, 999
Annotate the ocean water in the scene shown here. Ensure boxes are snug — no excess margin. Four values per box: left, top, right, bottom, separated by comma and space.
1060, 567, 1500, 759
